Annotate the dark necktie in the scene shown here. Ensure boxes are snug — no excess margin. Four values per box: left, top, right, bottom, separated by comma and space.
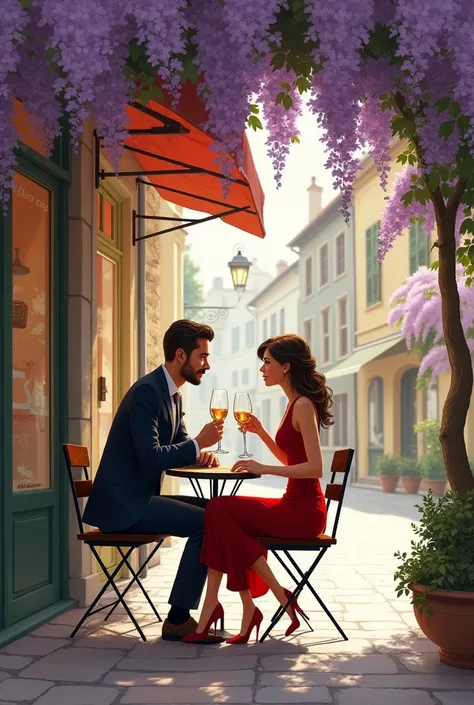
172, 392, 180, 439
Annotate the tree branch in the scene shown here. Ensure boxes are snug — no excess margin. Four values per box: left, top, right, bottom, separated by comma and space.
447, 177, 468, 219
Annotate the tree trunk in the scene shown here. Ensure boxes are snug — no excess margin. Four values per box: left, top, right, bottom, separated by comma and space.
436, 208, 474, 494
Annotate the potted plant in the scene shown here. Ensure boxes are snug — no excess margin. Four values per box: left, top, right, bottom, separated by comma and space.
399, 457, 423, 494
376, 455, 400, 493
394, 489, 474, 668
414, 420, 447, 495
420, 453, 448, 496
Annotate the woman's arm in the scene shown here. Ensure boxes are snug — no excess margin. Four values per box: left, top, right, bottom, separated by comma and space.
235, 397, 323, 479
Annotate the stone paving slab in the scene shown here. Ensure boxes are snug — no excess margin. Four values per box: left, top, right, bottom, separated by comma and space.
0, 658, 32, 672
335, 688, 436, 705
433, 692, 472, 705
0, 678, 53, 702
103, 668, 256, 686
255, 686, 332, 703
34, 685, 119, 705
120, 685, 253, 703
19, 647, 125, 683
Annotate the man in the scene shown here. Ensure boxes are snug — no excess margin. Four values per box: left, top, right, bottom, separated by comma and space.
83, 319, 223, 640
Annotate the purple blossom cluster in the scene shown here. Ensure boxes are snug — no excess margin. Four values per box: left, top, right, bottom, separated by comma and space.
259, 64, 302, 188
388, 264, 474, 378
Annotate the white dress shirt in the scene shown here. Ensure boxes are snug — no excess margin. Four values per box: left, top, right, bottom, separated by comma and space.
161, 365, 199, 460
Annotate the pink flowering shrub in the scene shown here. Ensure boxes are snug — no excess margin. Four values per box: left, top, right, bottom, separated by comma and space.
388, 265, 474, 379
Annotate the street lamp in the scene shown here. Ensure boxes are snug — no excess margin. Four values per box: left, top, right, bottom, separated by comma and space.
228, 246, 251, 294
184, 245, 252, 322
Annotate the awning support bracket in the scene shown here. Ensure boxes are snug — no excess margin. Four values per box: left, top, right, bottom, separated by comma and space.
94, 101, 256, 244
132, 187, 251, 243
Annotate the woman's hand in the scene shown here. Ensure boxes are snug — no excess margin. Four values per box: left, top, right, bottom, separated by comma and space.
238, 414, 263, 436
231, 458, 267, 475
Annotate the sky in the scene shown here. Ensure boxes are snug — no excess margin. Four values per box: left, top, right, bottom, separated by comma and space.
184, 105, 339, 291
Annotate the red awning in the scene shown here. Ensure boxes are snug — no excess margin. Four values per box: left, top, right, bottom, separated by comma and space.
123, 83, 265, 239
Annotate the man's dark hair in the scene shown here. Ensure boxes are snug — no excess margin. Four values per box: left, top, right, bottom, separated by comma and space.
163, 319, 214, 362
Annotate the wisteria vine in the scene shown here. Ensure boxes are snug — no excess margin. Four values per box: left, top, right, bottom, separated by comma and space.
0, 0, 473, 219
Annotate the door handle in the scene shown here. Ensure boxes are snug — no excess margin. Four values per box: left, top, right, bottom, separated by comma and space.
98, 376, 108, 402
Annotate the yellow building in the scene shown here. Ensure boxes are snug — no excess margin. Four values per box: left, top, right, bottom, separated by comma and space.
328, 141, 474, 482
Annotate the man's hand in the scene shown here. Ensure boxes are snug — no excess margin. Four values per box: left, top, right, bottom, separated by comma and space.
197, 451, 220, 468
194, 420, 224, 450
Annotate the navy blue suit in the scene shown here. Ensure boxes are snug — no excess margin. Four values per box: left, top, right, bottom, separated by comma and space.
83, 366, 207, 610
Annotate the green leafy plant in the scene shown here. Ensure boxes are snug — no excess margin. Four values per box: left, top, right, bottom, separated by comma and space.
376, 454, 401, 476
413, 419, 442, 455
419, 453, 447, 479
399, 457, 422, 477
394, 490, 474, 614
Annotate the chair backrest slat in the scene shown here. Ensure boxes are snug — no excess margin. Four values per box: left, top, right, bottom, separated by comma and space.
64, 443, 90, 470
325, 483, 343, 502
325, 448, 354, 540
75, 480, 93, 498
62, 443, 91, 534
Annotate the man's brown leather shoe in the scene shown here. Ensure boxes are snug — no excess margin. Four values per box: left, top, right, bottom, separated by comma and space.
161, 616, 198, 641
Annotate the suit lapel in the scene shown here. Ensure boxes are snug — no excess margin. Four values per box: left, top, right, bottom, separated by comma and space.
155, 366, 174, 443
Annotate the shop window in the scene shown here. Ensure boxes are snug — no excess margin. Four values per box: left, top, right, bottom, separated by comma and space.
12, 173, 51, 492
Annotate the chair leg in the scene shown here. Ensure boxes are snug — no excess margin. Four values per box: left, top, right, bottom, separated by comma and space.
284, 550, 348, 642
260, 550, 348, 642
92, 546, 147, 641
69, 548, 134, 638
268, 551, 313, 632
104, 543, 163, 622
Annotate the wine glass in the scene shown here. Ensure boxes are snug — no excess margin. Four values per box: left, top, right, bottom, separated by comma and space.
233, 392, 254, 459
210, 389, 229, 454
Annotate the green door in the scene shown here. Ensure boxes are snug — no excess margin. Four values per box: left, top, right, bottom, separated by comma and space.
1, 158, 68, 628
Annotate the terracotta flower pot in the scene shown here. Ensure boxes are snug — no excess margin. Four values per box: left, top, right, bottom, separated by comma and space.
424, 479, 447, 496
401, 476, 421, 494
379, 475, 399, 493
411, 584, 474, 669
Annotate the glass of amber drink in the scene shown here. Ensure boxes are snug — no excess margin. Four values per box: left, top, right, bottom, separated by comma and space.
210, 389, 229, 454
233, 392, 253, 458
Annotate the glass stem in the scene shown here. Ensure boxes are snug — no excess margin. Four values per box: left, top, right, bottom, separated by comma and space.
243, 430, 248, 455
217, 439, 222, 453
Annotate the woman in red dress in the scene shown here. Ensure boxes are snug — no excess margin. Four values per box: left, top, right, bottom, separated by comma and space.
182, 334, 334, 645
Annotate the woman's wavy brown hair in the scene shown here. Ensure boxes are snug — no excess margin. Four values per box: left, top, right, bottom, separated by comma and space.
257, 334, 334, 429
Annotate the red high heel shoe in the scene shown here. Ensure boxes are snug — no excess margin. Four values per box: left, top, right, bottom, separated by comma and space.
181, 603, 225, 644
226, 607, 263, 644
284, 588, 309, 637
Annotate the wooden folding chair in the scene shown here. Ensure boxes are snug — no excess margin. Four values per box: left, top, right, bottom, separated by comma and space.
259, 448, 354, 642
63, 443, 169, 641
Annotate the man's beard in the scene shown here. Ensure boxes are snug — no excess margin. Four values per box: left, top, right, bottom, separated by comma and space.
181, 360, 206, 386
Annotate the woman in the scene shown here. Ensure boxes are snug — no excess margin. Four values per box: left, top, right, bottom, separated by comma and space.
182, 334, 334, 645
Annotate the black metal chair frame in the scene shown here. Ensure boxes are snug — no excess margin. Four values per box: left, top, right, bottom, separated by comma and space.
259, 448, 355, 642
63, 444, 166, 642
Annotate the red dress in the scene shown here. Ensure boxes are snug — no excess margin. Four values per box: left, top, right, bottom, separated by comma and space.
200, 397, 327, 595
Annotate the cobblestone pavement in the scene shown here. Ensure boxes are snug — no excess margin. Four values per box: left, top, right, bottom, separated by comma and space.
1, 483, 473, 705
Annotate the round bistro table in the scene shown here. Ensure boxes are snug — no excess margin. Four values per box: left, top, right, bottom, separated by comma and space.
165, 465, 261, 500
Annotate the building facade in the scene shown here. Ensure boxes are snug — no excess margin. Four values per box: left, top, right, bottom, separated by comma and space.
1, 103, 183, 645
249, 261, 299, 466
288, 181, 357, 481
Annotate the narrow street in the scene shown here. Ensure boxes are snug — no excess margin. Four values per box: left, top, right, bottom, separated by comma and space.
0, 484, 472, 704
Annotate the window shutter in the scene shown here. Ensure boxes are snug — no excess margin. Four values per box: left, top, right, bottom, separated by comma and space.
409, 223, 417, 274
418, 223, 429, 267
374, 222, 381, 302
366, 226, 373, 305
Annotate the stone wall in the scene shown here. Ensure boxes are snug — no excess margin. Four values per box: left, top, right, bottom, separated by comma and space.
144, 187, 163, 372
